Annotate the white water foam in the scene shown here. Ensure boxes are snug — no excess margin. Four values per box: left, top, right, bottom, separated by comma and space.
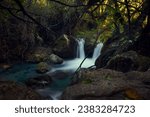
51, 39, 103, 72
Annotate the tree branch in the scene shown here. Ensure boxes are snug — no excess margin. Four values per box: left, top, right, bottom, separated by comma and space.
49, 0, 87, 7
12, 0, 55, 34
0, 4, 33, 23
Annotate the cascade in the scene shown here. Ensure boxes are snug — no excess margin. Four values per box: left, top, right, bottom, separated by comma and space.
92, 43, 103, 59
76, 38, 85, 58
51, 39, 103, 71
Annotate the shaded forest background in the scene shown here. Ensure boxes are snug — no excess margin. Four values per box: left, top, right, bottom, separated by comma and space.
0, 0, 150, 63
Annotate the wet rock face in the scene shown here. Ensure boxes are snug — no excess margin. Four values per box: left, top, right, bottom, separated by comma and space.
0, 81, 42, 100
61, 69, 150, 100
25, 75, 52, 89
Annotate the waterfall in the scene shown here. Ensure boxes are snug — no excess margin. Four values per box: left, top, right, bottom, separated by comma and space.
51, 39, 103, 71
92, 43, 103, 59
48, 39, 103, 99
76, 38, 103, 60
76, 38, 85, 58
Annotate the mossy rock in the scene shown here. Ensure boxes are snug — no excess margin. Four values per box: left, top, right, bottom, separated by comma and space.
36, 62, 50, 74
48, 54, 63, 64
25, 47, 52, 63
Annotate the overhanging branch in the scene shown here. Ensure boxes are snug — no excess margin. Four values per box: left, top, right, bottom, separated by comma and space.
12, 0, 55, 34
49, 0, 87, 7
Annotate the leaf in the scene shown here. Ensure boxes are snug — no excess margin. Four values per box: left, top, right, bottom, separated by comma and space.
124, 88, 142, 100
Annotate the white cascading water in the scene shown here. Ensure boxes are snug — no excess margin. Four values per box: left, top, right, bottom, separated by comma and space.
92, 43, 103, 59
51, 38, 103, 71
45, 38, 103, 100
76, 38, 85, 58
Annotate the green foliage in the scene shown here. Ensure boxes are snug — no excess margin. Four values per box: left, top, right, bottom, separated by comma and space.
74, 0, 144, 42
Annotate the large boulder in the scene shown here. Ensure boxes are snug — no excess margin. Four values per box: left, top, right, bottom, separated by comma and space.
62, 69, 127, 100
0, 81, 42, 100
36, 62, 50, 74
25, 75, 52, 89
95, 33, 135, 68
105, 51, 150, 72
53, 35, 77, 59
61, 69, 150, 100
25, 47, 52, 63
48, 54, 63, 64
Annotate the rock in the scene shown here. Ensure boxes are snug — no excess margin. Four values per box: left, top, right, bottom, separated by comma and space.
25, 46, 64, 64
95, 48, 117, 68
62, 69, 127, 99
36, 62, 49, 73
48, 70, 72, 80
0, 64, 12, 71
125, 70, 150, 83
25, 75, 52, 89
105, 51, 150, 72
48, 54, 63, 64
95, 34, 133, 68
124, 70, 150, 99
0, 80, 42, 100
95, 26, 150, 69
61, 69, 150, 100
25, 47, 52, 63
53, 34, 77, 59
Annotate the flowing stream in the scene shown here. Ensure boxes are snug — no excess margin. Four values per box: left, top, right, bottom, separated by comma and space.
0, 38, 103, 99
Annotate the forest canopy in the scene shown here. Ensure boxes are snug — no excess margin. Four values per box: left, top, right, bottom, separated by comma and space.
0, 0, 149, 61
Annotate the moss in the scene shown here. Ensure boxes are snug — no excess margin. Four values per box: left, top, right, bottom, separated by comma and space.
82, 79, 92, 84
36, 62, 49, 73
